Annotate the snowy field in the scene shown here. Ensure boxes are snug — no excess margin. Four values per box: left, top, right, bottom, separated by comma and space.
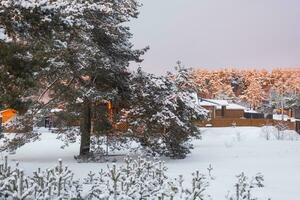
2, 127, 300, 200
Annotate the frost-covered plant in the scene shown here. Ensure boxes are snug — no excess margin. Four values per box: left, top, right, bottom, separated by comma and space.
31, 159, 82, 199
226, 172, 266, 200
0, 126, 41, 154
0, 157, 35, 200
176, 170, 211, 200
261, 126, 274, 140
274, 123, 288, 140
0, 156, 270, 200
261, 125, 299, 141
0, 157, 81, 200
86, 156, 170, 199
86, 156, 214, 200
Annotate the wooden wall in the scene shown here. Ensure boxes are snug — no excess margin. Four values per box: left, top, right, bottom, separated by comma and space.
215, 109, 244, 118
201, 106, 244, 119
296, 121, 300, 134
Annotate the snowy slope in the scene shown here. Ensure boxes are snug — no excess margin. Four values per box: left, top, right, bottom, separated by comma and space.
2, 127, 300, 200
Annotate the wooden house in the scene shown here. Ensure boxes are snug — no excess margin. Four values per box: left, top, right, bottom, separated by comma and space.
199, 99, 246, 119
196, 98, 298, 132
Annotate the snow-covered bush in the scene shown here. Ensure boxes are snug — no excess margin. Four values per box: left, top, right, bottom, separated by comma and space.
0, 156, 270, 200
261, 126, 274, 140
261, 126, 299, 141
0, 156, 210, 199
31, 159, 82, 199
226, 172, 268, 200
274, 123, 286, 140
87, 157, 168, 199
75, 156, 214, 199
0, 156, 81, 200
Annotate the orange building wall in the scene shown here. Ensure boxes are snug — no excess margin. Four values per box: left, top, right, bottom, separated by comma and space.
0, 109, 17, 123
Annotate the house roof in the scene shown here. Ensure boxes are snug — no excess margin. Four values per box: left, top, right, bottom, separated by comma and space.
226, 103, 247, 110
199, 99, 229, 107
244, 109, 259, 113
199, 99, 247, 110
50, 108, 63, 113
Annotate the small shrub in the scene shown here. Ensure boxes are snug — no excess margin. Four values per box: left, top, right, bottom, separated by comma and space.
226, 172, 268, 200
0, 156, 270, 200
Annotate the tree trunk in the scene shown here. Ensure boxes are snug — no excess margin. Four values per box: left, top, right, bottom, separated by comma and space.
79, 98, 92, 156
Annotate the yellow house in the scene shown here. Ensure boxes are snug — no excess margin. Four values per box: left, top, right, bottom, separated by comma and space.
0, 109, 17, 124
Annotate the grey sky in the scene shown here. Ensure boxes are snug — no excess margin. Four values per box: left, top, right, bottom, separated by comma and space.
129, 0, 300, 74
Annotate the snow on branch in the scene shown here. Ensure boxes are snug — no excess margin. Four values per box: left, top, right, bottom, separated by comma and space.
0, 156, 270, 199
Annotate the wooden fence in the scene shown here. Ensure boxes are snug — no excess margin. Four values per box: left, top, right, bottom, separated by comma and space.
194, 118, 296, 130
296, 121, 300, 133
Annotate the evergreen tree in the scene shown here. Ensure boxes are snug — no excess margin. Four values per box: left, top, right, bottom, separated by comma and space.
0, 0, 147, 156
0, 32, 41, 113
171, 61, 198, 93
125, 67, 207, 159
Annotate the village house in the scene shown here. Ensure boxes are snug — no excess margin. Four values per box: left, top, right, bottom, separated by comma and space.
198, 98, 246, 119
196, 98, 299, 133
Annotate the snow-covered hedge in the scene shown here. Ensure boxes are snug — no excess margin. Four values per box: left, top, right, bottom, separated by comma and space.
0, 156, 269, 200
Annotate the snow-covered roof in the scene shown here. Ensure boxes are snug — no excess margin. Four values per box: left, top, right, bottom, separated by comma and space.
50, 108, 63, 113
199, 99, 229, 107
226, 103, 247, 110
199, 101, 214, 107
244, 109, 258, 114
199, 99, 247, 110
209, 99, 229, 106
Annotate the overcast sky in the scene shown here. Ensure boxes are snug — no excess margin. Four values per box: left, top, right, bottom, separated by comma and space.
129, 0, 300, 74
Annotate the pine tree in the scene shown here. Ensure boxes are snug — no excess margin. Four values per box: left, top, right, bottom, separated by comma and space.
171, 61, 198, 93
0, 35, 41, 113
0, 0, 147, 157
125, 67, 207, 159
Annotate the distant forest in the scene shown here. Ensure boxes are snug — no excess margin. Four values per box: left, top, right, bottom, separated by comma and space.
192, 68, 300, 110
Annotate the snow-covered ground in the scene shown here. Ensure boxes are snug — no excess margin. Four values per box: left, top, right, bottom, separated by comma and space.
2, 127, 300, 200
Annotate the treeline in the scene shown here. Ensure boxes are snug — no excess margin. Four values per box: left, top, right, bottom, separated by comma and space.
192, 68, 300, 109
